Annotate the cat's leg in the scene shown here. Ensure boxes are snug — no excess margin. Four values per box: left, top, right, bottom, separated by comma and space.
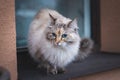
35, 52, 58, 74
35, 51, 48, 68
57, 67, 66, 74
47, 65, 66, 74
47, 65, 58, 75
37, 61, 49, 69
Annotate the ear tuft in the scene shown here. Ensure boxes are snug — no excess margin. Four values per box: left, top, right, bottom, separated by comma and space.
49, 13, 56, 24
68, 18, 78, 30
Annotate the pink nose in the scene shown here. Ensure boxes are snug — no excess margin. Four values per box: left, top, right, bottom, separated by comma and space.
55, 42, 61, 46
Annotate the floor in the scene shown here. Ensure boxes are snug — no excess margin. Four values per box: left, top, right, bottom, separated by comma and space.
17, 51, 120, 80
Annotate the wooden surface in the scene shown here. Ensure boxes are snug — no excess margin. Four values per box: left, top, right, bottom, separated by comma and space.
71, 68, 120, 80
0, 0, 17, 80
101, 0, 120, 53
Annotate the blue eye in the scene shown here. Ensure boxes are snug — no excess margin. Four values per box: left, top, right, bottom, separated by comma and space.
52, 33, 56, 37
62, 34, 67, 38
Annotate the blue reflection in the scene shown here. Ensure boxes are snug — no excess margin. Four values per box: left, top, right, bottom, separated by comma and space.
15, 0, 90, 47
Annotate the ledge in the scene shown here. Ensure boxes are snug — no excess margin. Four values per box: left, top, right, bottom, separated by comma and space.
17, 50, 120, 80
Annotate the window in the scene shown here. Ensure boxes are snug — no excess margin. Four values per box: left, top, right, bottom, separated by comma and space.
15, 0, 91, 48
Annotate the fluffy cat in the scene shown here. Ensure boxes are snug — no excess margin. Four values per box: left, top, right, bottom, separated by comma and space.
28, 9, 93, 74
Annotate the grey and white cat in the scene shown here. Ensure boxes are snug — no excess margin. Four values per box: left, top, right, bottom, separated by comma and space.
28, 9, 93, 74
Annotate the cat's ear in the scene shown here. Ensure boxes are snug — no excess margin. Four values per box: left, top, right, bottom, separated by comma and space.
49, 13, 56, 24
68, 18, 79, 31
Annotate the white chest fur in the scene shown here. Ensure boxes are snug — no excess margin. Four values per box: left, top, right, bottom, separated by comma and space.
39, 36, 80, 68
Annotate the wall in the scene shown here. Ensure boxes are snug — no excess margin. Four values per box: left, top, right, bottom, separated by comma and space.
0, 0, 17, 80
101, 0, 120, 53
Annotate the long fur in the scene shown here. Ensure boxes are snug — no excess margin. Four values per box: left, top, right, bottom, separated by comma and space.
78, 38, 94, 60
28, 9, 80, 67
28, 9, 93, 74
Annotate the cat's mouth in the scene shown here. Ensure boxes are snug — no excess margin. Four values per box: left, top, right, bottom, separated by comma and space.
55, 42, 62, 46
53, 42, 67, 49
53, 43, 62, 48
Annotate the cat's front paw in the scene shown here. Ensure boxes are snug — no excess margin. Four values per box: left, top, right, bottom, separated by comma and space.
58, 68, 66, 74
47, 67, 58, 75
50, 68, 58, 75
47, 66, 66, 75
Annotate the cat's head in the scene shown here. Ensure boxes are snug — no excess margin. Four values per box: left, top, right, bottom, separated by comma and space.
45, 14, 80, 47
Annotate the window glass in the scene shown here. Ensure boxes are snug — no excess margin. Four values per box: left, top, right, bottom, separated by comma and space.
15, 0, 90, 48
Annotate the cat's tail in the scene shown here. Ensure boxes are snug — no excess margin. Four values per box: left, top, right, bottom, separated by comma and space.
77, 38, 94, 61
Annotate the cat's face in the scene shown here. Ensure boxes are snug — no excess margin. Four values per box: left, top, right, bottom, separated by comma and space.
45, 14, 80, 47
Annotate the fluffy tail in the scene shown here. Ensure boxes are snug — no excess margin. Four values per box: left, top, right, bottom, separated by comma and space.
76, 38, 94, 61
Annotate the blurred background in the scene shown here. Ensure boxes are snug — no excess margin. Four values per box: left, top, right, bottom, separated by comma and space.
15, 0, 120, 80
15, 0, 91, 48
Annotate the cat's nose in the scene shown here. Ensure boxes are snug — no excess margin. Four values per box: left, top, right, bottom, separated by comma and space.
55, 37, 61, 46
55, 42, 61, 46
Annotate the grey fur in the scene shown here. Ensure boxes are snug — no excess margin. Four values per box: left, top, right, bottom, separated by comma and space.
28, 9, 93, 75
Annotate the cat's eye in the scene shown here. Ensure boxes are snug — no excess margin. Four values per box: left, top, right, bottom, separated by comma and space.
62, 34, 67, 38
52, 33, 56, 37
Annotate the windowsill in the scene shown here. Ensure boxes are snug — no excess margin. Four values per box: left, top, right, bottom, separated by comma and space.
17, 49, 120, 80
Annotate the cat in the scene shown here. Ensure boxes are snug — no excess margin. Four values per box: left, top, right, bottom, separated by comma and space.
28, 9, 93, 74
